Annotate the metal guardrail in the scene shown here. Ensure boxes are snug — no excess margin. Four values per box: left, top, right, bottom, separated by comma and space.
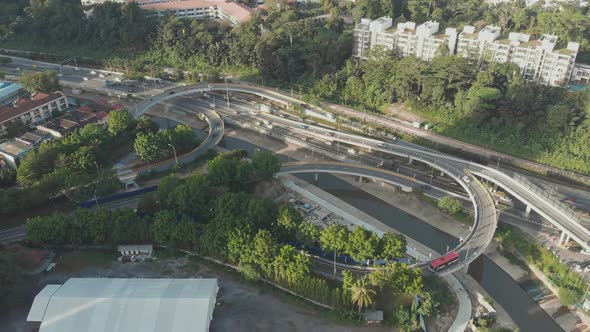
281, 161, 418, 183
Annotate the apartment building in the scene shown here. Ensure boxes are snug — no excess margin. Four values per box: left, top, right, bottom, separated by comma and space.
0, 92, 68, 136
353, 17, 456, 62
457, 25, 579, 86
572, 63, 590, 85
140, 0, 255, 26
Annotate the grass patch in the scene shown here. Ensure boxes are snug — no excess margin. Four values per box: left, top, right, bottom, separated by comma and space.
54, 249, 117, 273
499, 248, 530, 271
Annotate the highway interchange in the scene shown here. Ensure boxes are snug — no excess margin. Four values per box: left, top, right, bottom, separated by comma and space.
125, 82, 587, 274
2, 56, 590, 274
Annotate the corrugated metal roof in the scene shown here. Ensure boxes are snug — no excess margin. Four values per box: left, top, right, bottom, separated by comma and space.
28, 278, 218, 332
0, 81, 23, 99
27, 285, 61, 322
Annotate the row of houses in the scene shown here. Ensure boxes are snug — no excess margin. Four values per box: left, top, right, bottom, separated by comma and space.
0, 84, 117, 169
353, 17, 588, 87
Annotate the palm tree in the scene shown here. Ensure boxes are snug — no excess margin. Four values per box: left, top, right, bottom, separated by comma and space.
350, 277, 376, 313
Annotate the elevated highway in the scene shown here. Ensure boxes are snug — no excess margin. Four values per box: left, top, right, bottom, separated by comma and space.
279, 161, 496, 275
134, 82, 590, 260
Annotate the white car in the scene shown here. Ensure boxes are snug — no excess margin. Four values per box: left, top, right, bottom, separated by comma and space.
90, 70, 97, 75
57, 73, 63, 77
377, 143, 386, 147
462, 175, 471, 183
99, 74, 105, 78
584, 265, 590, 273
83, 77, 89, 81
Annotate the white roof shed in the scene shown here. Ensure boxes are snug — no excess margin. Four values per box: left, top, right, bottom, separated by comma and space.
27, 278, 218, 332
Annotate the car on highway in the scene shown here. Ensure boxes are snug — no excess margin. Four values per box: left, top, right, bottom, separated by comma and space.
83, 77, 89, 81
90, 70, 97, 75
377, 143, 386, 147
99, 74, 105, 78
462, 175, 471, 183
421, 185, 432, 190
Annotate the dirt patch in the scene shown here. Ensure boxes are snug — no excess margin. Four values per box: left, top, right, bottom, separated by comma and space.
3, 250, 395, 332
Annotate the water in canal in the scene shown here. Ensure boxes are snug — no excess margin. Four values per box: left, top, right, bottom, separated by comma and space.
223, 136, 563, 332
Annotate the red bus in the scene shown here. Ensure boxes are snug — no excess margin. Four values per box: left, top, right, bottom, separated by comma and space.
428, 251, 460, 272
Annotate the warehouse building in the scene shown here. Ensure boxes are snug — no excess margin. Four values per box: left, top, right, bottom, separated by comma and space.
27, 278, 219, 332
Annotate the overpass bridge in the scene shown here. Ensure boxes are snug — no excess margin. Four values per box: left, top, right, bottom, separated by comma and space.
133, 82, 590, 259
279, 161, 497, 275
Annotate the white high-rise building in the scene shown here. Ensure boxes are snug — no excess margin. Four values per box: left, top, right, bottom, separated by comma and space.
457, 25, 579, 86
353, 17, 457, 62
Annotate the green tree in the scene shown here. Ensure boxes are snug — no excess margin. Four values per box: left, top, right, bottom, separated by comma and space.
320, 224, 349, 275
241, 229, 278, 277
296, 221, 321, 248
379, 232, 407, 260
108, 110, 135, 136
350, 276, 376, 313
276, 205, 302, 242
20, 70, 59, 94
438, 196, 463, 215
395, 305, 417, 332
342, 270, 356, 290
134, 132, 163, 163
25, 213, 68, 244
346, 227, 380, 262
226, 227, 254, 262
252, 151, 280, 179
272, 244, 311, 284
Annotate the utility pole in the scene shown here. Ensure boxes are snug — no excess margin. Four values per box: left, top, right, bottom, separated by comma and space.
225, 78, 230, 108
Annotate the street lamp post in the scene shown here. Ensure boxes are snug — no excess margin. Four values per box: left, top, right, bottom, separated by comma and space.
225, 79, 230, 108
168, 144, 178, 165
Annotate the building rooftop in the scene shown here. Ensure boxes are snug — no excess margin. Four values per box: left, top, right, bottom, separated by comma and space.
27, 278, 218, 332
0, 139, 34, 157
141, 0, 254, 23
0, 92, 66, 124
0, 81, 24, 100
17, 130, 51, 145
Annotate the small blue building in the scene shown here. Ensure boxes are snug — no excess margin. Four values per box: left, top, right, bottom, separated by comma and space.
0, 80, 28, 106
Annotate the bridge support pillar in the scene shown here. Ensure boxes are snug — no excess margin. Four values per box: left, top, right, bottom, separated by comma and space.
440, 171, 445, 177
558, 231, 566, 245
314, 173, 319, 183
525, 205, 532, 218
564, 234, 571, 245
408, 157, 413, 165
463, 262, 470, 274
358, 176, 363, 184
